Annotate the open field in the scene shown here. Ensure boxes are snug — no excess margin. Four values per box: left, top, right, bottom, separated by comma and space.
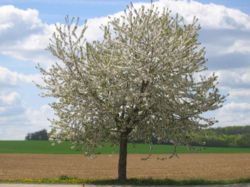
1, 141, 250, 154
0, 154, 250, 180
2, 141, 250, 182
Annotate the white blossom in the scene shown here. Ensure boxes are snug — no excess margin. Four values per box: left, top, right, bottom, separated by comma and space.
38, 4, 225, 155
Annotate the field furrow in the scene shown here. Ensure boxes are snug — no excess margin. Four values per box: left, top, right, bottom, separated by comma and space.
0, 154, 250, 180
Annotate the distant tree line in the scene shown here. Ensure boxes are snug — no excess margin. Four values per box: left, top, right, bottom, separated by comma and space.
134, 126, 250, 147
25, 126, 250, 147
25, 129, 49, 140
190, 126, 250, 147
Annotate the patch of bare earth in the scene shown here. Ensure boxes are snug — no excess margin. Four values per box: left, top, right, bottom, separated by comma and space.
0, 154, 250, 180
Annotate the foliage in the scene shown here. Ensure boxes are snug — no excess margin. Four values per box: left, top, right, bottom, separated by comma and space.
211, 125, 250, 135
190, 126, 250, 147
236, 133, 250, 147
38, 3, 225, 181
38, 3, 224, 155
25, 129, 49, 141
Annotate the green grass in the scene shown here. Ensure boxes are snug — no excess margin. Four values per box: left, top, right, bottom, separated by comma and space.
1, 177, 250, 185
1, 141, 250, 154
0, 141, 78, 154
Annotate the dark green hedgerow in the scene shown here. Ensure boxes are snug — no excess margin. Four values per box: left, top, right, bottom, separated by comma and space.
1, 177, 250, 185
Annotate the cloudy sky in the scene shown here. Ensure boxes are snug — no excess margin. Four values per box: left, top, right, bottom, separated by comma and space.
0, 0, 250, 140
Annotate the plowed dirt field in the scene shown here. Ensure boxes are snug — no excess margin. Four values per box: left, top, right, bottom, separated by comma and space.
0, 154, 250, 180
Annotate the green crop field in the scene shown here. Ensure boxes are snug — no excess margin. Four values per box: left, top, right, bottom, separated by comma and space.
0, 141, 250, 154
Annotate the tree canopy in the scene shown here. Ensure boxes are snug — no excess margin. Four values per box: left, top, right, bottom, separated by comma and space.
25, 129, 49, 141
38, 4, 225, 181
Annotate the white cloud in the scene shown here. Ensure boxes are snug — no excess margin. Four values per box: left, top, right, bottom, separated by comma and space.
224, 40, 250, 54
0, 5, 55, 66
215, 69, 250, 89
230, 89, 250, 98
215, 102, 250, 126
0, 91, 27, 136
0, 66, 41, 86
0, 102, 53, 140
0, 5, 44, 40
223, 102, 250, 112
25, 105, 53, 130
85, 17, 108, 42
83, 0, 250, 41
0, 92, 20, 105
0, 126, 30, 140
1, 1, 250, 64
0, 66, 48, 140
154, 0, 250, 30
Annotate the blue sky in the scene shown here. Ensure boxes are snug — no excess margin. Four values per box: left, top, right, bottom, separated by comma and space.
0, 0, 250, 140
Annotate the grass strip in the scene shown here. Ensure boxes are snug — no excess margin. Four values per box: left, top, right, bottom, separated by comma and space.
1, 141, 250, 154
1, 177, 250, 185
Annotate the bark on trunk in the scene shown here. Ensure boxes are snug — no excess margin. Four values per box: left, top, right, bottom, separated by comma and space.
118, 131, 128, 182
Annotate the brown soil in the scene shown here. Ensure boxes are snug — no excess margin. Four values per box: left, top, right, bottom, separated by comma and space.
0, 154, 250, 180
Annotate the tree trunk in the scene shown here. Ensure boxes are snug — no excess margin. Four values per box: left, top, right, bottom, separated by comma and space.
118, 131, 128, 182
